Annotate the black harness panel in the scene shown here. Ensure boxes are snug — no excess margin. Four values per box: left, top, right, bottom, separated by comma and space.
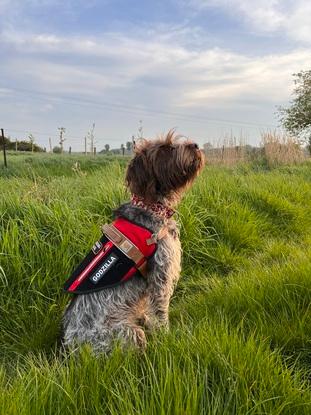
63, 234, 139, 294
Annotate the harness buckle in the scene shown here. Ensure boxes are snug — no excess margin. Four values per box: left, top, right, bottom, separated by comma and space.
146, 234, 157, 245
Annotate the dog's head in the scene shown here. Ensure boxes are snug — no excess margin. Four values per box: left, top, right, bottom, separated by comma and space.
126, 130, 205, 205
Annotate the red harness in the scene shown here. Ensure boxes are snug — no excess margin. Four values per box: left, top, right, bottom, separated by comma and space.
113, 217, 157, 257
63, 218, 158, 294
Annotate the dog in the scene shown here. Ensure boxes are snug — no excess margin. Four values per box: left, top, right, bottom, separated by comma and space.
62, 131, 204, 353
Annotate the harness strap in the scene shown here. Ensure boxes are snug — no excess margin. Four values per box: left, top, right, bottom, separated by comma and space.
102, 223, 146, 275
102, 222, 168, 278
146, 226, 169, 245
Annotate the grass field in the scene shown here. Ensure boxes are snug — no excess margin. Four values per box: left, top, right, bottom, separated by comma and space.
0, 153, 311, 414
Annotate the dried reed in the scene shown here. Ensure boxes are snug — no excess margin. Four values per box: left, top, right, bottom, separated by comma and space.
204, 135, 247, 166
261, 131, 305, 167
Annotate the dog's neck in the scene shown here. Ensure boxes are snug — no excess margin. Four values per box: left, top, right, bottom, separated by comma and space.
131, 194, 175, 219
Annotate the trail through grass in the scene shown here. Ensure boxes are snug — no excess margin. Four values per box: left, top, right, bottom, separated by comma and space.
0, 155, 310, 414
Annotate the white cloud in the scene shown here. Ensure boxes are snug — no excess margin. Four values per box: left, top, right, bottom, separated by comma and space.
178, 48, 311, 106
1, 31, 194, 102
0, 0, 96, 14
2, 29, 311, 111
285, 2, 311, 42
186, 0, 311, 43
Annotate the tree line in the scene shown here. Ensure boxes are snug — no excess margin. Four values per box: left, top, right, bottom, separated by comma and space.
2, 135, 45, 152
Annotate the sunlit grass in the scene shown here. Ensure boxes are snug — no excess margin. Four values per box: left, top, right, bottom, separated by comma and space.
0, 154, 310, 414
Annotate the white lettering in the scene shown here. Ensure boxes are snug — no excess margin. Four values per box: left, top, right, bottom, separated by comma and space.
90, 255, 118, 284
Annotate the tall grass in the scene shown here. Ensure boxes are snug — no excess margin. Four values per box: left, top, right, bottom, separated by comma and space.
262, 131, 306, 167
204, 136, 247, 166
203, 131, 308, 168
0, 154, 310, 414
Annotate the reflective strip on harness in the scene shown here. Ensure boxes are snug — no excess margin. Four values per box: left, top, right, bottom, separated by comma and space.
68, 241, 114, 292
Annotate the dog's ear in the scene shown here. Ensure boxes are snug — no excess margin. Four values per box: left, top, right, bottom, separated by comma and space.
125, 149, 157, 202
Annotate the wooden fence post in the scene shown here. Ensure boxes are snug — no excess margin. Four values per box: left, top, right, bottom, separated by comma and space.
1, 128, 8, 168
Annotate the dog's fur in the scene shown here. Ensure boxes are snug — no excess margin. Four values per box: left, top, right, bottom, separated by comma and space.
62, 131, 204, 353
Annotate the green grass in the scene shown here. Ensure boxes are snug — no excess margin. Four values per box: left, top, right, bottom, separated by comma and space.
0, 153, 311, 414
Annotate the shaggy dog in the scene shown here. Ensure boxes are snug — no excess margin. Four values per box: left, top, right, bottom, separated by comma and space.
62, 131, 204, 353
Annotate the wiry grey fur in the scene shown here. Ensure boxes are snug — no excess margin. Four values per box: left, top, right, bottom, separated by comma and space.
62, 203, 181, 353
62, 131, 204, 353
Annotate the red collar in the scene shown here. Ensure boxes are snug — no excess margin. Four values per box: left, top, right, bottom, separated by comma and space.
131, 194, 175, 219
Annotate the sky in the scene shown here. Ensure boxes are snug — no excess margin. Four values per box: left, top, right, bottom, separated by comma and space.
1, 0, 311, 151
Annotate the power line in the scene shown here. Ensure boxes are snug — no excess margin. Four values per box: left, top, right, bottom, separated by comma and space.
4, 127, 120, 142
1, 85, 279, 129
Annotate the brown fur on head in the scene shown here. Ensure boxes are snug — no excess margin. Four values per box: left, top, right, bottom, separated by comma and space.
125, 130, 205, 206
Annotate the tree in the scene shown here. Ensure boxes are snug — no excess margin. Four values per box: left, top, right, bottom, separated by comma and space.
2, 135, 11, 147
203, 142, 213, 153
138, 119, 143, 139
278, 70, 311, 153
104, 144, 110, 153
58, 127, 66, 154
86, 123, 95, 155
126, 141, 132, 152
53, 146, 62, 154
121, 143, 125, 156
2, 136, 44, 152
28, 133, 35, 152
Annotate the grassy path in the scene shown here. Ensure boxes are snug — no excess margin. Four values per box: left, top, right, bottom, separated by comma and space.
0, 156, 310, 414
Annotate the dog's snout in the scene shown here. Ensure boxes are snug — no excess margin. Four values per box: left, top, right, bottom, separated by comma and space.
188, 142, 199, 150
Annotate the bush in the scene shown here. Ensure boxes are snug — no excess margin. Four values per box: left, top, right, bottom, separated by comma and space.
53, 146, 62, 154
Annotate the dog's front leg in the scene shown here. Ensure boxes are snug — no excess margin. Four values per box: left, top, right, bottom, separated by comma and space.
148, 291, 171, 329
145, 231, 181, 330
145, 267, 177, 330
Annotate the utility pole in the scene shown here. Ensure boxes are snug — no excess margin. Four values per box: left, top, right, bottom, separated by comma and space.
15, 138, 18, 152
84, 136, 87, 156
138, 119, 143, 139
94, 147, 96, 157
87, 123, 95, 156
49, 137, 52, 153
58, 127, 66, 154
131, 120, 143, 151
1, 128, 7, 168
28, 133, 35, 152
69, 146, 72, 155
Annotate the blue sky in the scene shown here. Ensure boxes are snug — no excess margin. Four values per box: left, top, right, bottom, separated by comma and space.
1, 0, 311, 150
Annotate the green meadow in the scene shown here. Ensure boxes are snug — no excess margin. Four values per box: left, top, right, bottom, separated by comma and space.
0, 153, 310, 414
